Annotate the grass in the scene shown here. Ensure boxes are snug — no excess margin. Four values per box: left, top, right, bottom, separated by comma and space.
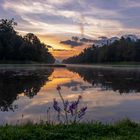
0, 119, 140, 140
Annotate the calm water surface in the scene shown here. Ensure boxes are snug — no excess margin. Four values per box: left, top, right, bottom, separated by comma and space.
0, 65, 140, 124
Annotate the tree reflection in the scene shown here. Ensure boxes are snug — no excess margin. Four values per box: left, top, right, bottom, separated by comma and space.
68, 67, 140, 94
0, 68, 53, 111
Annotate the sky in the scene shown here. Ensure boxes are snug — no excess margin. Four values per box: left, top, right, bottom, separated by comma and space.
0, 0, 140, 60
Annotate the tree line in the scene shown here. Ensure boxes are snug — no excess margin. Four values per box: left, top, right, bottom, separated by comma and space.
63, 37, 140, 64
0, 19, 55, 63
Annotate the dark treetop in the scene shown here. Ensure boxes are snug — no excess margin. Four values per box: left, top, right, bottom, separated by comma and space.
63, 37, 140, 64
0, 19, 55, 63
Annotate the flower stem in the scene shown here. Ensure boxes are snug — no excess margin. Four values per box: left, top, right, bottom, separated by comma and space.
58, 90, 68, 124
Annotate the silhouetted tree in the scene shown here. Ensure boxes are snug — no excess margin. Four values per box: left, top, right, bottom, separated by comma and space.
0, 19, 55, 63
63, 37, 140, 64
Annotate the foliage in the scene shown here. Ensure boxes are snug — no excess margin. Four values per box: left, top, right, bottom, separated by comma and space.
53, 86, 87, 124
0, 19, 55, 63
0, 119, 139, 140
63, 37, 140, 64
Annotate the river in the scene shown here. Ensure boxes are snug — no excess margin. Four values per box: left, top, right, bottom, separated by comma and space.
0, 65, 140, 124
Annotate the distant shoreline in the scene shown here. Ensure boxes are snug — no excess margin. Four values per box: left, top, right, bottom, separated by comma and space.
66, 63, 140, 70
0, 62, 140, 70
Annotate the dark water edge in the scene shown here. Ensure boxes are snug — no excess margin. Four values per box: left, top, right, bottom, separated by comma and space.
0, 64, 66, 68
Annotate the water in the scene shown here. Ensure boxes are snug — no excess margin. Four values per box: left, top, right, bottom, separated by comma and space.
0, 65, 140, 124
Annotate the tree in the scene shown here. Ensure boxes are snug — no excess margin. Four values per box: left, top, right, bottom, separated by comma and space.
63, 38, 140, 64
0, 18, 55, 63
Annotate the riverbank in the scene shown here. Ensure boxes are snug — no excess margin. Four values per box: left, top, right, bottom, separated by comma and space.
0, 62, 140, 69
0, 60, 66, 67
66, 63, 140, 70
0, 119, 139, 140
0, 64, 66, 69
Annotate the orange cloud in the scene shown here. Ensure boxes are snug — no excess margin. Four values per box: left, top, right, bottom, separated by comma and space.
37, 34, 69, 50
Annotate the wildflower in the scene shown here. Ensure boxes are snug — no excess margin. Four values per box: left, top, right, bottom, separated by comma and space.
78, 107, 87, 118
53, 99, 60, 112
64, 100, 69, 110
78, 95, 82, 99
53, 86, 87, 124
69, 105, 74, 116
69, 101, 78, 115
77, 95, 82, 104
56, 85, 61, 91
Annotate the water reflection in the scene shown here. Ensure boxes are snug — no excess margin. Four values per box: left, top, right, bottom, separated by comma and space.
68, 67, 140, 94
0, 66, 140, 124
0, 68, 53, 111
60, 80, 92, 91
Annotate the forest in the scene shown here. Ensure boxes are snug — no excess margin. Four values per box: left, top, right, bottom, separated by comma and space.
63, 37, 140, 64
0, 19, 55, 63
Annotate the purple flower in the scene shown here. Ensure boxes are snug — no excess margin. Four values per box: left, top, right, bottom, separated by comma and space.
78, 107, 87, 118
70, 101, 77, 109
64, 100, 69, 110
53, 99, 60, 112
68, 96, 82, 115
69, 101, 77, 115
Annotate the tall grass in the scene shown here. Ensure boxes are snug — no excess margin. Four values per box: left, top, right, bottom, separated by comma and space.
0, 119, 139, 140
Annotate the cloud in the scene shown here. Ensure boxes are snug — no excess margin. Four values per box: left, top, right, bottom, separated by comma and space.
47, 45, 53, 49
60, 36, 96, 48
2, 0, 80, 20
16, 16, 80, 34
53, 49, 70, 51
1, 0, 140, 38
60, 40, 83, 48
46, 0, 70, 6
47, 45, 71, 51
3, 1, 53, 14
80, 38, 95, 43
120, 0, 140, 8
